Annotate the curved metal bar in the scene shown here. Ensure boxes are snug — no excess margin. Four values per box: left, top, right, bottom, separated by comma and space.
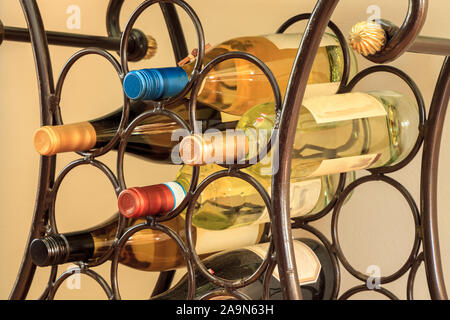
105, 0, 150, 62
271, 0, 340, 300
365, 0, 428, 64
115, 107, 200, 223
261, 252, 277, 300
111, 221, 195, 300
188, 51, 282, 170
47, 267, 113, 300
276, 13, 351, 94
331, 174, 421, 284
53, 47, 128, 159
10, 0, 57, 300
119, 0, 205, 102
106, 0, 123, 38
159, 2, 189, 62
420, 56, 450, 300
107, 0, 188, 295
46, 158, 122, 268
0, 19, 4, 45
300, 224, 341, 300
37, 266, 58, 300
407, 252, 424, 300
184, 169, 274, 289
339, 285, 399, 300
342, 65, 426, 175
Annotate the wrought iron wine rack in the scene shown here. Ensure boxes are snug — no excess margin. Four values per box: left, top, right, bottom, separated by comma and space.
2, 0, 450, 300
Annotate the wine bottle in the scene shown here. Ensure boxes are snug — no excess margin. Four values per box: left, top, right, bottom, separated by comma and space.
32, 99, 234, 161
152, 238, 334, 300
30, 213, 265, 271
123, 32, 357, 115
179, 90, 419, 177
117, 164, 353, 230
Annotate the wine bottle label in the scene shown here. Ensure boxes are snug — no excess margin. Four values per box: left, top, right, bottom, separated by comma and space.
246, 240, 321, 285
195, 224, 263, 256
303, 82, 341, 100
263, 33, 338, 50
257, 179, 322, 222
163, 181, 186, 212
308, 153, 381, 177
303, 92, 387, 124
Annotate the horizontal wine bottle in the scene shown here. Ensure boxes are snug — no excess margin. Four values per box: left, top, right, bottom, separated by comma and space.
152, 238, 334, 300
33, 99, 234, 161
30, 213, 265, 271
117, 164, 353, 230
123, 32, 357, 115
179, 90, 419, 177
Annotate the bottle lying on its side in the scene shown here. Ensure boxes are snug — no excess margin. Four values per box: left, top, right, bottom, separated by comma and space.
152, 238, 335, 300
33, 98, 235, 162
118, 164, 354, 230
123, 32, 357, 115
179, 90, 419, 178
30, 213, 266, 272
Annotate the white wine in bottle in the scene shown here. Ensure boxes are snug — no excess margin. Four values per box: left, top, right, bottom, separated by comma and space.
117, 164, 353, 230
30, 213, 265, 271
179, 90, 419, 177
32, 99, 234, 161
123, 32, 357, 115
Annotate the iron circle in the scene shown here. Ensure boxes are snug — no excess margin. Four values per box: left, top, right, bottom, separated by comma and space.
184, 168, 274, 289
331, 174, 421, 284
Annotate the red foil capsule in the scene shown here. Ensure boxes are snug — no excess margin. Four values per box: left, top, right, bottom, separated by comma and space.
118, 182, 186, 218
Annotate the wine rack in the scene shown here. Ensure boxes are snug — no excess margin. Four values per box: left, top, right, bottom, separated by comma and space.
3, 0, 450, 300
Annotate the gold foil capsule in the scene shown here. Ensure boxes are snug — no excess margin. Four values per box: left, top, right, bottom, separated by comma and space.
349, 21, 386, 56
144, 35, 158, 60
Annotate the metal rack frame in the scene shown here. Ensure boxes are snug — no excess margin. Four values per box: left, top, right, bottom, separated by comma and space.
4, 0, 450, 300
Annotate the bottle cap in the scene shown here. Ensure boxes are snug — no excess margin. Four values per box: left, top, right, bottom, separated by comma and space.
30, 236, 69, 266
123, 67, 188, 101
33, 122, 97, 156
118, 182, 186, 218
179, 132, 249, 165
349, 21, 386, 56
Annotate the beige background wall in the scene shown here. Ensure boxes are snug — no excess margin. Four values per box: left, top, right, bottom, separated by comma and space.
0, 0, 449, 300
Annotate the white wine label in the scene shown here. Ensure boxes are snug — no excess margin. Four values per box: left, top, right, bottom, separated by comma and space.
195, 224, 263, 255
289, 178, 322, 217
303, 92, 387, 124
246, 240, 321, 285
163, 181, 186, 212
309, 154, 381, 177
257, 179, 322, 222
304, 82, 341, 99
263, 33, 338, 50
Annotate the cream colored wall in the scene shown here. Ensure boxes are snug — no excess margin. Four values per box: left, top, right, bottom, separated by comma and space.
0, 0, 449, 300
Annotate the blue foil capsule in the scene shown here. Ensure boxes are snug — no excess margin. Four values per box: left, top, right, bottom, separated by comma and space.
123, 67, 189, 100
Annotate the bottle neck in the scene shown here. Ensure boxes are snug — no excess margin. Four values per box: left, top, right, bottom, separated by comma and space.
30, 232, 95, 266
30, 215, 119, 266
